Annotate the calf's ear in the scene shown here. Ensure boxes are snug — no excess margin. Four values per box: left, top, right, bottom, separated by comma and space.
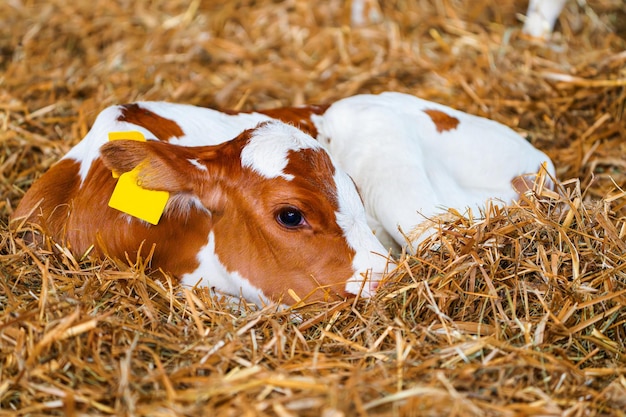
100, 140, 222, 197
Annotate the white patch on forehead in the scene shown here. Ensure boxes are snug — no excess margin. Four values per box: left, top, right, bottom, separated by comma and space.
333, 169, 391, 297
180, 232, 271, 307
240, 121, 322, 180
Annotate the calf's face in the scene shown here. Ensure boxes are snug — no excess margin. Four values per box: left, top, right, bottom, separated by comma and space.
100, 121, 389, 305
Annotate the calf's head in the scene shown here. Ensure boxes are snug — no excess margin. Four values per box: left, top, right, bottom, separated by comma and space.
100, 121, 390, 305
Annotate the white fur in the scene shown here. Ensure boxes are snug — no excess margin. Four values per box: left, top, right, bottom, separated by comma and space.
312, 92, 555, 249
240, 121, 321, 180
188, 159, 208, 171
64, 106, 136, 181
180, 232, 272, 307
165, 194, 208, 218
333, 168, 390, 296
64, 102, 271, 182
133, 101, 271, 146
523, 0, 567, 39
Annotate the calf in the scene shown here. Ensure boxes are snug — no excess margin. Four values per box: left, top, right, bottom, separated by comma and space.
13, 92, 555, 303
12, 103, 390, 306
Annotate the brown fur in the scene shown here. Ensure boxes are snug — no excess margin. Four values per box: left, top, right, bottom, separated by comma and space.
12, 118, 356, 304
423, 109, 460, 133
118, 104, 185, 141
258, 105, 329, 137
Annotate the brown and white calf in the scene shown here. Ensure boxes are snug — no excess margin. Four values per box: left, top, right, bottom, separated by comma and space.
12, 104, 390, 306
12, 92, 554, 305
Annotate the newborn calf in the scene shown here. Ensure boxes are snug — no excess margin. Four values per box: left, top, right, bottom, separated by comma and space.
13, 92, 554, 303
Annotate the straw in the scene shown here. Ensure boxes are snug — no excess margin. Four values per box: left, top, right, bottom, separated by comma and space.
1, 0, 625, 415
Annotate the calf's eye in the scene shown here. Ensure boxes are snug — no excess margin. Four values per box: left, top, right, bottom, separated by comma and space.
276, 207, 306, 229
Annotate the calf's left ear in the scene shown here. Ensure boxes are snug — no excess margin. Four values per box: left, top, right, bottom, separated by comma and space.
100, 140, 197, 193
101, 140, 230, 214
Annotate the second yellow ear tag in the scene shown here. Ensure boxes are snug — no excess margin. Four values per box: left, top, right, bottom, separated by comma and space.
107, 131, 169, 225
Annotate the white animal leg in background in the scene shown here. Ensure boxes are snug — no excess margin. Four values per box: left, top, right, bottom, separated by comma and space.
350, 0, 382, 26
523, 0, 568, 39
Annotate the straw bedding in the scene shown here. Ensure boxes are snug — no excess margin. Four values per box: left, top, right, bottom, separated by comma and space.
1, 0, 625, 415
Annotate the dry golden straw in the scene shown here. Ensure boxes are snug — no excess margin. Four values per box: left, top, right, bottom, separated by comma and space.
1, 0, 625, 415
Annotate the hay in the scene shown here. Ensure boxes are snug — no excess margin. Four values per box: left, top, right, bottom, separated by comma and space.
1, 0, 625, 415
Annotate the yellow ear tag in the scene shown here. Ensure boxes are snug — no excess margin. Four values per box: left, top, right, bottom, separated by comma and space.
107, 131, 169, 225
